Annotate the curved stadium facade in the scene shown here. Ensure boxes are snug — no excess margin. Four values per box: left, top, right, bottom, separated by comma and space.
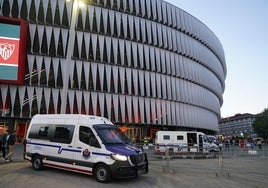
0, 0, 226, 139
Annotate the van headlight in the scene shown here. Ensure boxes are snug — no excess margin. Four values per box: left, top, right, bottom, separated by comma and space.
111, 154, 127, 161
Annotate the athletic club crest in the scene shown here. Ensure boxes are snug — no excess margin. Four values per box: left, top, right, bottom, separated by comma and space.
82, 148, 91, 159
0, 42, 15, 60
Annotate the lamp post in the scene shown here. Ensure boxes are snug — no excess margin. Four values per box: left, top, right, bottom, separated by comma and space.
60, 0, 80, 114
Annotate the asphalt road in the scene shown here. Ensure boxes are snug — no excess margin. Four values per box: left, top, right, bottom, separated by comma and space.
0, 144, 267, 188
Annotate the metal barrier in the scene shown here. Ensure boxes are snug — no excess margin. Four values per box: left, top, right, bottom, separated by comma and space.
148, 143, 218, 159
161, 148, 175, 173
140, 143, 268, 177
140, 143, 268, 158
216, 149, 230, 177
221, 146, 268, 158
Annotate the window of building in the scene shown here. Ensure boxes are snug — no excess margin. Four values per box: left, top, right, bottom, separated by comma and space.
54, 1, 61, 26
48, 62, 55, 87
46, 1, 53, 25
49, 31, 56, 56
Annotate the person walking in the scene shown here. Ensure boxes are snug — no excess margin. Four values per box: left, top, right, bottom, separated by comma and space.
239, 139, 245, 153
1, 130, 8, 162
224, 138, 230, 151
2, 130, 16, 162
257, 140, 262, 150
0, 138, 3, 159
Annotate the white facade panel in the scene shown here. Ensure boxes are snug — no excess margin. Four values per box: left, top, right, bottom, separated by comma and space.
0, 0, 226, 134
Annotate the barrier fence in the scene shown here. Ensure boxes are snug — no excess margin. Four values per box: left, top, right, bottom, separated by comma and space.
4, 143, 268, 181
138, 143, 268, 158
138, 143, 268, 177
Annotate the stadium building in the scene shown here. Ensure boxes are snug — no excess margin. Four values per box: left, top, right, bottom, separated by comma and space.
0, 0, 226, 141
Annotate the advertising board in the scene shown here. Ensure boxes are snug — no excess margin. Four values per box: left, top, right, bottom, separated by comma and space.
0, 16, 28, 84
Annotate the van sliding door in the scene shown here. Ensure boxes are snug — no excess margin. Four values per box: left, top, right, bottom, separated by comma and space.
198, 134, 203, 152
187, 133, 197, 152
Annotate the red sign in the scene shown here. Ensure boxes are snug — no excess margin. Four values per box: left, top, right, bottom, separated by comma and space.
0, 16, 28, 85
0, 38, 20, 65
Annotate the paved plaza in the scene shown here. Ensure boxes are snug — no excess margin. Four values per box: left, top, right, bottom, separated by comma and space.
0, 144, 267, 188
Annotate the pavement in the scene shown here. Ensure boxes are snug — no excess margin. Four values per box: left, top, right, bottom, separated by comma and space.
0, 143, 25, 163
0, 144, 24, 164
1, 144, 268, 188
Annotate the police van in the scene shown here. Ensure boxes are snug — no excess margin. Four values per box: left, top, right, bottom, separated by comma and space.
154, 131, 219, 155
24, 114, 148, 183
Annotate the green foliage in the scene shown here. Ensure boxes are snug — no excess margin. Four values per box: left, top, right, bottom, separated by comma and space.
252, 108, 268, 139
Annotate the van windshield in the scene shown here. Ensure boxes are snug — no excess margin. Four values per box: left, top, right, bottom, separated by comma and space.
94, 125, 130, 144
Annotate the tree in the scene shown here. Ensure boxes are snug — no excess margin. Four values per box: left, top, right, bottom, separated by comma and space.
252, 108, 268, 139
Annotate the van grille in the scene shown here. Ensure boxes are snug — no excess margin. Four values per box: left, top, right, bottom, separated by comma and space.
130, 153, 147, 165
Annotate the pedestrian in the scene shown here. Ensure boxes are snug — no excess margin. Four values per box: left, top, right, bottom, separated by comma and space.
135, 134, 140, 144
2, 129, 16, 162
1, 130, 8, 162
250, 140, 255, 149
224, 138, 230, 151
257, 140, 262, 150
0, 139, 3, 159
239, 139, 245, 152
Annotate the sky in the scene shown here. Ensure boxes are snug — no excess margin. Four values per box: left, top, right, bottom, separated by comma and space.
165, 0, 268, 117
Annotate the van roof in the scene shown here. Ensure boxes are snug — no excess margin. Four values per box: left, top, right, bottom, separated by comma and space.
156, 130, 204, 134
31, 114, 113, 125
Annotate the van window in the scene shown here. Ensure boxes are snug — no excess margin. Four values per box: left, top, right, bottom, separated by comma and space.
79, 126, 91, 144
79, 126, 100, 148
50, 125, 74, 144
98, 129, 122, 144
203, 135, 209, 143
95, 126, 131, 144
28, 124, 50, 140
163, 135, 170, 140
38, 126, 49, 137
177, 135, 183, 140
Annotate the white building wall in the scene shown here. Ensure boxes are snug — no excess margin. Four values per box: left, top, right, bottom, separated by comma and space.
0, 0, 226, 132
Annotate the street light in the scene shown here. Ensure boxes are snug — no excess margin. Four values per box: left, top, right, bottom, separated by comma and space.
60, 0, 84, 114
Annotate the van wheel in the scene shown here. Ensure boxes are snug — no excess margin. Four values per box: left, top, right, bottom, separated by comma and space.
94, 164, 111, 183
32, 155, 43, 170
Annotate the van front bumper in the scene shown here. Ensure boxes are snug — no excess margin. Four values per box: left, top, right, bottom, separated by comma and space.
112, 162, 148, 179
111, 153, 149, 179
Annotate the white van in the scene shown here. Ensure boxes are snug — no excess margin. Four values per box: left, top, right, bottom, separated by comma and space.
154, 131, 219, 155
24, 114, 148, 183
